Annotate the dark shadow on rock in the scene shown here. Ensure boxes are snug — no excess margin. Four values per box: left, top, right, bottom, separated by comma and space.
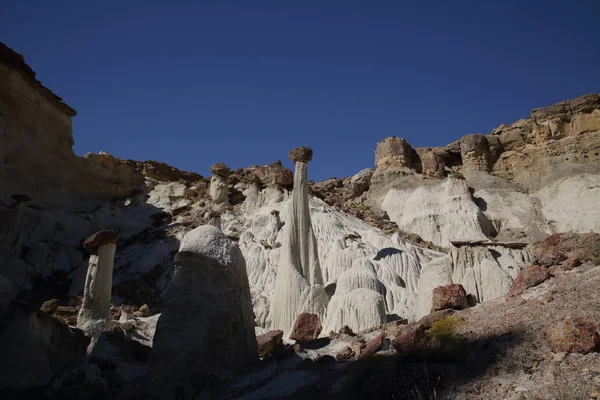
374, 248, 403, 261
301, 337, 332, 350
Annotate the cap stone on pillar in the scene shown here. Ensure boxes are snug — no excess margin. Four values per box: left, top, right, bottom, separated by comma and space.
83, 230, 118, 253
210, 163, 231, 177
288, 146, 313, 163
11, 194, 32, 203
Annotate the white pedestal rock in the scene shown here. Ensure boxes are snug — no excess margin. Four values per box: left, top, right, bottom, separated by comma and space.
77, 230, 118, 327
269, 147, 328, 337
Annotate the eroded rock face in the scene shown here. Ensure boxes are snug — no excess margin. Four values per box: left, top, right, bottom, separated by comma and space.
546, 318, 600, 354
420, 151, 445, 178
460, 134, 491, 172
147, 225, 257, 399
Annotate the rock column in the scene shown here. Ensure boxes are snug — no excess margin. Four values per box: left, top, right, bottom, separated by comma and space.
269, 147, 328, 337
77, 230, 118, 327
209, 163, 231, 207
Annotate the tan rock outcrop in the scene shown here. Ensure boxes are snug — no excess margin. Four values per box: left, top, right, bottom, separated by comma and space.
375, 137, 414, 169
0, 42, 145, 207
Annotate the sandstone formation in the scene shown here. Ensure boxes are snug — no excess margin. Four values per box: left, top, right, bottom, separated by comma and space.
0, 43, 147, 207
77, 230, 118, 327
147, 225, 257, 399
269, 147, 328, 337
375, 137, 415, 169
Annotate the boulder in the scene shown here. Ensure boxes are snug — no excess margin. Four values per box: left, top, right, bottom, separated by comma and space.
289, 313, 322, 342
431, 284, 469, 311
391, 323, 425, 355
256, 330, 284, 358
546, 318, 600, 354
509, 265, 550, 296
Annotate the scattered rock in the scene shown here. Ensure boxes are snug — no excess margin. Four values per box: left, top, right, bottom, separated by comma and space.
431, 284, 469, 311
359, 332, 386, 359
259, 239, 272, 249
256, 330, 284, 358
553, 351, 567, 362
546, 318, 600, 354
134, 304, 150, 318
40, 298, 59, 313
509, 265, 550, 296
391, 324, 425, 355
335, 346, 356, 361
338, 325, 356, 336
289, 313, 322, 342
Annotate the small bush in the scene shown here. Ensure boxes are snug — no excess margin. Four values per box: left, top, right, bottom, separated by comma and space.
429, 316, 462, 344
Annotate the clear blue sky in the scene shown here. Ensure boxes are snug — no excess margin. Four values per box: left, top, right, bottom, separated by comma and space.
2, 1, 599, 180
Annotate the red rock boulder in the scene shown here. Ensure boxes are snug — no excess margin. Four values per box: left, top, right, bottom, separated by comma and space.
391, 324, 425, 355
431, 284, 469, 311
289, 313, 322, 342
256, 330, 284, 358
546, 318, 600, 354
509, 265, 550, 296
359, 332, 386, 359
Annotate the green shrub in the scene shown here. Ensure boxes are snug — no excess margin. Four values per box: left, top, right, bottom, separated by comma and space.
429, 316, 462, 344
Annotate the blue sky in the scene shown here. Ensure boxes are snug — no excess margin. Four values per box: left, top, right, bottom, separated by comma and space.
2, 1, 599, 180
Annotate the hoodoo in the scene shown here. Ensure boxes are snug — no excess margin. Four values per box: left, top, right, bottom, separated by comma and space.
269, 146, 328, 337
147, 225, 257, 399
77, 230, 118, 327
